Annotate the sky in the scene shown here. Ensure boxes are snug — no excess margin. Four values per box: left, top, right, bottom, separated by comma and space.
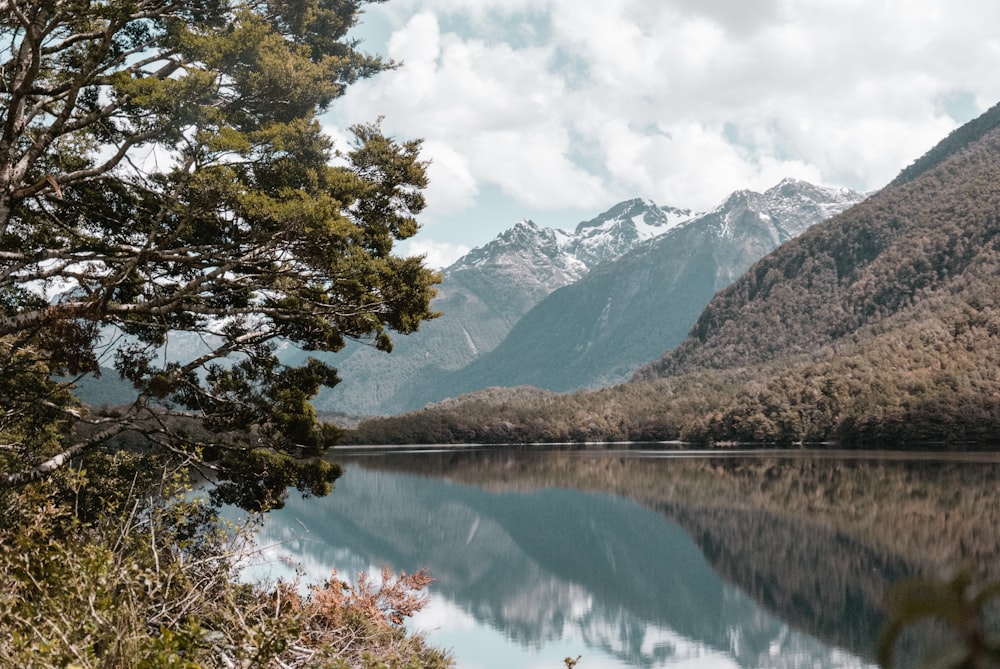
321, 0, 1000, 268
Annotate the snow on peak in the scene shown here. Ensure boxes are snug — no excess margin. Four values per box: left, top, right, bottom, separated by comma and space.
563, 198, 695, 267
574, 198, 693, 235
444, 197, 696, 285
695, 178, 867, 241
444, 179, 863, 282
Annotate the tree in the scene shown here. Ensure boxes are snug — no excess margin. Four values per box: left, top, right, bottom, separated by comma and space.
0, 0, 439, 509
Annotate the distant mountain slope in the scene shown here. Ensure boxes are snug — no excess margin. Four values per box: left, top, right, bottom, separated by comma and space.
636, 102, 1000, 383
312, 199, 691, 415
383, 180, 864, 409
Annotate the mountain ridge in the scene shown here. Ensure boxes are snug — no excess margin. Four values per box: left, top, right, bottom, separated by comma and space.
378, 178, 865, 410
347, 98, 1000, 445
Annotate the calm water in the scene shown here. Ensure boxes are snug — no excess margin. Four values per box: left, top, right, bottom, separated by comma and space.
246, 446, 1000, 669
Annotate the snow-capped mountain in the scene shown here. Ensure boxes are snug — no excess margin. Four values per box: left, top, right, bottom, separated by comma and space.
448, 220, 582, 280
446, 197, 693, 291
568, 198, 694, 268
311, 198, 690, 416
707, 178, 865, 241
436, 198, 695, 332
439, 220, 587, 325
378, 179, 867, 412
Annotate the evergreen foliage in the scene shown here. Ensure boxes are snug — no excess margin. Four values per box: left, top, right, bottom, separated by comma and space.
0, 0, 439, 505
0, 3, 449, 664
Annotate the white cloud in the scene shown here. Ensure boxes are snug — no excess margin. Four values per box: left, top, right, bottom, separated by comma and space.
332, 0, 1000, 242
386, 11, 441, 64
470, 128, 612, 209
337, 10, 614, 215
421, 139, 479, 214
399, 238, 471, 270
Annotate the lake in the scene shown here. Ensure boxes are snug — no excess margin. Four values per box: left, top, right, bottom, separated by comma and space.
245, 445, 1000, 668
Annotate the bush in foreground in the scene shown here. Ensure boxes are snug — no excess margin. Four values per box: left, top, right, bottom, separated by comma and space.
0, 458, 451, 669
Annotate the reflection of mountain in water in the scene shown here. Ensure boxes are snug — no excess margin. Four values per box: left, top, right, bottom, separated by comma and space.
257, 456, 880, 668
322, 450, 1000, 663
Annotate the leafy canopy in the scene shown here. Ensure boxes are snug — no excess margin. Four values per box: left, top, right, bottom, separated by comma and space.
0, 0, 439, 508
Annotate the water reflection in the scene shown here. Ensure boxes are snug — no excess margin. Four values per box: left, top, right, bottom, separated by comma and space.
251, 448, 1000, 668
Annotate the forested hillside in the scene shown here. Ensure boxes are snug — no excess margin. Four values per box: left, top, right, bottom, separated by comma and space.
636, 101, 1000, 380
348, 101, 1000, 446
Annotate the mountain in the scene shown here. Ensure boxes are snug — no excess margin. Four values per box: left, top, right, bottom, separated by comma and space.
621, 102, 1000, 443
637, 102, 1000, 383
347, 100, 1000, 446
381, 179, 865, 410
311, 199, 692, 415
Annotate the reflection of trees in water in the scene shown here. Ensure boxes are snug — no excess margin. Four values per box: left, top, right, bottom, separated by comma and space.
351, 450, 1000, 570
664, 503, 913, 659
259, 472, 737, 665
256, 453, 996, 667
327, 450, 1000, 658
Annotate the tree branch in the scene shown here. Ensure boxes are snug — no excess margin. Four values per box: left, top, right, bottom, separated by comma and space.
0, 420, 129, 487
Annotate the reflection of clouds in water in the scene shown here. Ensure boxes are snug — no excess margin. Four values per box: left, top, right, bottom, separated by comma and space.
573, 599, 755, 669
242, 520, 368, 590
410, 593, 481, 633
415, 595, 861, 669
240, 461, 878, 669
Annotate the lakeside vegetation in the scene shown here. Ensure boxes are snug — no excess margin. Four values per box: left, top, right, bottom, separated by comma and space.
0, 458, 451, 668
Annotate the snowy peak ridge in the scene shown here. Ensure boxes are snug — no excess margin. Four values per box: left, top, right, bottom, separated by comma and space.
447, 197, 693, 281
759, 178, 868, 237
444, 179, 865, 282
564, 198, 697, 268
574, 198, 693, 237
448, 219, 572, 272
699, 179, 867, 241
443, 216, 588, 295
